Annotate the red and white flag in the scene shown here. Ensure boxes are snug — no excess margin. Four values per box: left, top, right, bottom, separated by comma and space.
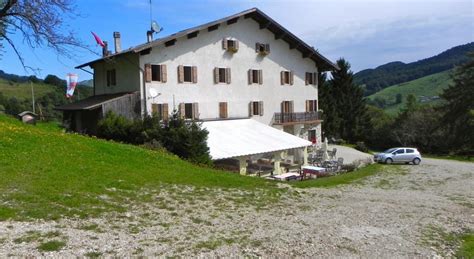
66, 73, 78, 98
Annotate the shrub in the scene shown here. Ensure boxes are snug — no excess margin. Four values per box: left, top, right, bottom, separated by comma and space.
355, 141, 369, 153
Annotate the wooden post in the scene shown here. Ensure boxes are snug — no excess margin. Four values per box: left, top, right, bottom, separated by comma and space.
303, 146, 308, 166
273, 151, 283, 175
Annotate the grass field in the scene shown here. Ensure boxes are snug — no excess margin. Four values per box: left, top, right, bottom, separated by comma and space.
0, 79, 56, 99
368, 70, 452, 115
0, 115, 283, 221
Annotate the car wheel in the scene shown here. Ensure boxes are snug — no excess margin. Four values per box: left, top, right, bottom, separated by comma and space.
385, 158, 393, 164
413, 158, 421, 165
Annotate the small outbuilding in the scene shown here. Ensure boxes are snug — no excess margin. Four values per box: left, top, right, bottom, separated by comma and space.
17, 111, 38, 125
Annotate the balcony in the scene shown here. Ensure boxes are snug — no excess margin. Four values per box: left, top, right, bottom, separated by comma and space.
273, 111, 322, 125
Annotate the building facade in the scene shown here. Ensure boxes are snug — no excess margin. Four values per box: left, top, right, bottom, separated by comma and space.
67, 8, 338, 161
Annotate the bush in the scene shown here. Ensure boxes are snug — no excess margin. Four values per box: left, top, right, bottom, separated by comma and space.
355, 141, 369, 153
97, 111, 212, 166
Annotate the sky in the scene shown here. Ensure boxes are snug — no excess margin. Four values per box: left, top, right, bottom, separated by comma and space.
0, 0, 472, 81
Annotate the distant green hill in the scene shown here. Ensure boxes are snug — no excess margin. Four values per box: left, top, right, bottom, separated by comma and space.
355, 42, 473, 96
367, 70, 452, 115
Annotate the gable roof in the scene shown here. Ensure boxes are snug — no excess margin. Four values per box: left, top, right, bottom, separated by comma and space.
76, 8, 338, 71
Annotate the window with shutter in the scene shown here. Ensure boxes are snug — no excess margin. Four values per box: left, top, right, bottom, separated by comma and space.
306, 100, 317, 112
281, 71, 290, 85
180, 66, 196, 83
250, 101, 262, 116
306, 72, 317, 85
151, 65, 162, 82
255, 42, 270, 55
184, 103, 193, 119
224, 38, 238, 53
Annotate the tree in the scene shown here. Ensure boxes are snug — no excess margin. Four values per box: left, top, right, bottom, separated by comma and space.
327, 58, 368, 142
0, 0, 88, 71
395, 93, 402, 104
439, 53, 474, 154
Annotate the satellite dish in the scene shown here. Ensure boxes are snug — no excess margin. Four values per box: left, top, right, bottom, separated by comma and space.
149, 88, 159, 98
151, 20, 162, 33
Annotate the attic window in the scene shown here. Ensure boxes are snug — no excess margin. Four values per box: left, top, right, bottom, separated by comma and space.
222, 38, 239, 53
256, 43, 270, 55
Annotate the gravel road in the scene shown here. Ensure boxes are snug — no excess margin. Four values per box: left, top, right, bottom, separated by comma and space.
1, 158, 473, 257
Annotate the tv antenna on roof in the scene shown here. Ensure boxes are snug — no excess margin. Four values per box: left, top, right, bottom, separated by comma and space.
147, 0, 163, 42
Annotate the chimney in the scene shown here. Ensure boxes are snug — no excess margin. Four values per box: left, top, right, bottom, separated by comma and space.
102, 41, 109, 57
147, 31, 153, 43
113, 32, 121, 53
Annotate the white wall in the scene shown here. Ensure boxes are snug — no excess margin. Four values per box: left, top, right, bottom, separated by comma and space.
139, 18, 319, 125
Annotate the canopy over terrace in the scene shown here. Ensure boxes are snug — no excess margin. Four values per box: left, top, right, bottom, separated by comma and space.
201, 118, 312, 175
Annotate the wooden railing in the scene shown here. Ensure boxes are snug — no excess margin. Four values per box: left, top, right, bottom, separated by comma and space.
273, 111, 321, 124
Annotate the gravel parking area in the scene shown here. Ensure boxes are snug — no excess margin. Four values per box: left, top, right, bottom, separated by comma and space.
1, 158, 472, 257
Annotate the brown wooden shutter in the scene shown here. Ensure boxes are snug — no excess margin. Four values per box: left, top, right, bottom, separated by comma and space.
161, 64, 167, 83
222, 38, 228, 50
179, 103, 185, 118
214, 67, 219, 84
280, 71, 285, 85
305, 100, 309, 112
248, 69, 253, 85
315, 100, 318, 111
290, 101, 294, 113
226, 68, 231, 84
178, 65, 184, 83
219, 102, 227, 118
151, 103, 158, 114
265, 44, 270, 53
258, 70, 263, 85
290, 71, 294, 85
163, 103, 169, 121
145, 63, 152, 82
281, 101, 285, 113
259, 101, 264, 116
192, 103, 199, 119
234, 40, 239, 51
249, 102, 254, 116
192, 66, 197, 83
305, 72, 309, 85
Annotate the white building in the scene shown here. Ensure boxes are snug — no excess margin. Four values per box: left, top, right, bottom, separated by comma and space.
59, 8, 338, 174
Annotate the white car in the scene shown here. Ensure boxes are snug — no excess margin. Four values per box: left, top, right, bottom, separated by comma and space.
374, 147, 422, 165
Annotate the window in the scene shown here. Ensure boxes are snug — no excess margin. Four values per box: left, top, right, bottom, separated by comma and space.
248, 69, 262, 84
151, 103, 169, 120
406, 149, 414, 153
306, 100, 317, 112
219, 102, 228, 118
395, 149, 405, 154
222, 38, 239, 52
184, 66, 192, 82
308, 130, 317, 144
255, 43, 270, 55
306, 72, 317, 85
106, 69, 116, 86
179, 103, 199, 119
178, 65, 197, 83
184, 103, 193, 119
281, 71, 293, 85
214, 67, 231, 84
249, 101, 263, 116
281, 101, 294, 113
150, 64, 167, 82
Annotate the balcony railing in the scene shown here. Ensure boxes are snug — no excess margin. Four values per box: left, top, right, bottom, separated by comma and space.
273, 111, 322, 125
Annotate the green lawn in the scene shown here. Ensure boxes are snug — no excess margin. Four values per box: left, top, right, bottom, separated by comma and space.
368, 70, 452, 115
0, 115, 280, 220
291, 163, 385, 188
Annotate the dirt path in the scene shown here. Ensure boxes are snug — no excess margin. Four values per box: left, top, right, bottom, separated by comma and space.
1, 158, 473, 257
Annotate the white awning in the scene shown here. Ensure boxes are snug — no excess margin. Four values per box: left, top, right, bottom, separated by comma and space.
202, 119, 312, 160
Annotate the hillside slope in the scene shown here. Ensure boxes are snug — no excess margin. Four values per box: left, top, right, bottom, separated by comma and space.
367, 69, 452, 115
0, 115, 278, 220
355, 42, 473, 95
